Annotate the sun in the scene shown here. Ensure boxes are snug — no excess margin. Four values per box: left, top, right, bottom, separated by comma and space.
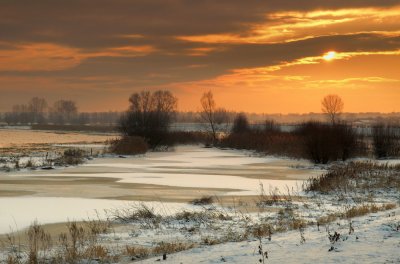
323, 51, 337, 61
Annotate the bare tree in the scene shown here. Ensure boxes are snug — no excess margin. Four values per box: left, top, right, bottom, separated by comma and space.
321, 94, 344, 124
119, 90, 178, 148
200, 91, 217, 142
50, 100, 78, 124
28, 97, 48, 124
200, 91, 229, 144
6, 104, 30, 124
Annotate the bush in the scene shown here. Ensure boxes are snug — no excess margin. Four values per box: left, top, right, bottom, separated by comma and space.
55, 148, 85, 166
108, 136, 148, 155
220, 130, 304, 158
372, 123, 400, 158
296, 121, 360, 164
164, 131, 209, 145
231, 113, 250, 134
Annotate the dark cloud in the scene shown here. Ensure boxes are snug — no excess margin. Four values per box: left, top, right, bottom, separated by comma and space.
1, 0, 399, 49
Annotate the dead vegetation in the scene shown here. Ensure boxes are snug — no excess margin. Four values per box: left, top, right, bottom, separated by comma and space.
190, 196, 214, 206
344, 203, 396, 219
304, 161, 400, 194
107, 136, 148, 155
54, 148, 86, 166
1, 193, 398, 263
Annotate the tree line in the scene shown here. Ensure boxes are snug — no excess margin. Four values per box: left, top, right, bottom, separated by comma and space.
2, 97, 121, 125
117, 90, 400, 162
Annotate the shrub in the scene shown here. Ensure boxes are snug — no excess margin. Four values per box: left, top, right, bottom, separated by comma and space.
372, 123, 400, 158
231, 113, 250, 134
296, 121, 360, 164
220, 130, 304, 158
164, 131, 209, 145
55, 148, 85, 165
108, 136, 148, 155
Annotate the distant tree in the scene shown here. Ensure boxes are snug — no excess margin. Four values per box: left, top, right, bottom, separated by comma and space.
8, 104, 30, 124
50, 100, 78, 124
28, 97, 48, 124
264, 119, 279, 132
200, 91, 230, 144
77, 112, 90, 125
232, 113, 250, 134
214, 108, 230, 132
119, 90, 178, 148
321, 94, 344, 124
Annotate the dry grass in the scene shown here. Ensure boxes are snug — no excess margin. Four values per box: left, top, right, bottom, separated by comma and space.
304, 161, 400, 194
153, 241, 194, 255
27, 221, 52, 263
125, 245, 150, 259
109, 204, 162, 228
316, 203, 397, 226
317, 213, 340, 225
3, 219, 113, 264
251, 223, 272, 239
345, 203, 397, 219
124, 242, 193, 261
173, 209, 232, 224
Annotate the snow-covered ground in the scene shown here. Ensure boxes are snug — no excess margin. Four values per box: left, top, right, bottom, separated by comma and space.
0, 145, 399, 263
139, 207, 400, 264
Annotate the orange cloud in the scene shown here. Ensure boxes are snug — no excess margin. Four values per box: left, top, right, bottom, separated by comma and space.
186, 47, 220, 56
177, 6, 400, 44
0, 43, 82, 71
0, 42, 156, 71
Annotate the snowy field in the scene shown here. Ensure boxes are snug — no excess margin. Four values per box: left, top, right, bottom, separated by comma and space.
0, 145, 399, 263
139, 207, 400, 264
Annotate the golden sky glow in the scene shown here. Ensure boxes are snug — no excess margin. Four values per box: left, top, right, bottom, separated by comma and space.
0, 1, 399, 113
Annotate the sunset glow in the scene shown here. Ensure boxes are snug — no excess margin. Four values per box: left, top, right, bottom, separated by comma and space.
0, 1, 399, 113
323, 51, 337, 61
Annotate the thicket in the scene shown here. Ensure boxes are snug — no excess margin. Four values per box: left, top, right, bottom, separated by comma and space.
221, 120, 363, 164
372, 123, 400, 158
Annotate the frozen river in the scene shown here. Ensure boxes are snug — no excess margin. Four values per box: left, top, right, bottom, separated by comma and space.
0, 145, 323, 234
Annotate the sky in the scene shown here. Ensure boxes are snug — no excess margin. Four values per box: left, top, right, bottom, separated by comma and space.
0, 0, 399, 113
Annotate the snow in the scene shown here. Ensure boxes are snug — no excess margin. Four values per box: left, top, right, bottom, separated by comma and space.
138, 207, 400, 264
1, 146, 398, 263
